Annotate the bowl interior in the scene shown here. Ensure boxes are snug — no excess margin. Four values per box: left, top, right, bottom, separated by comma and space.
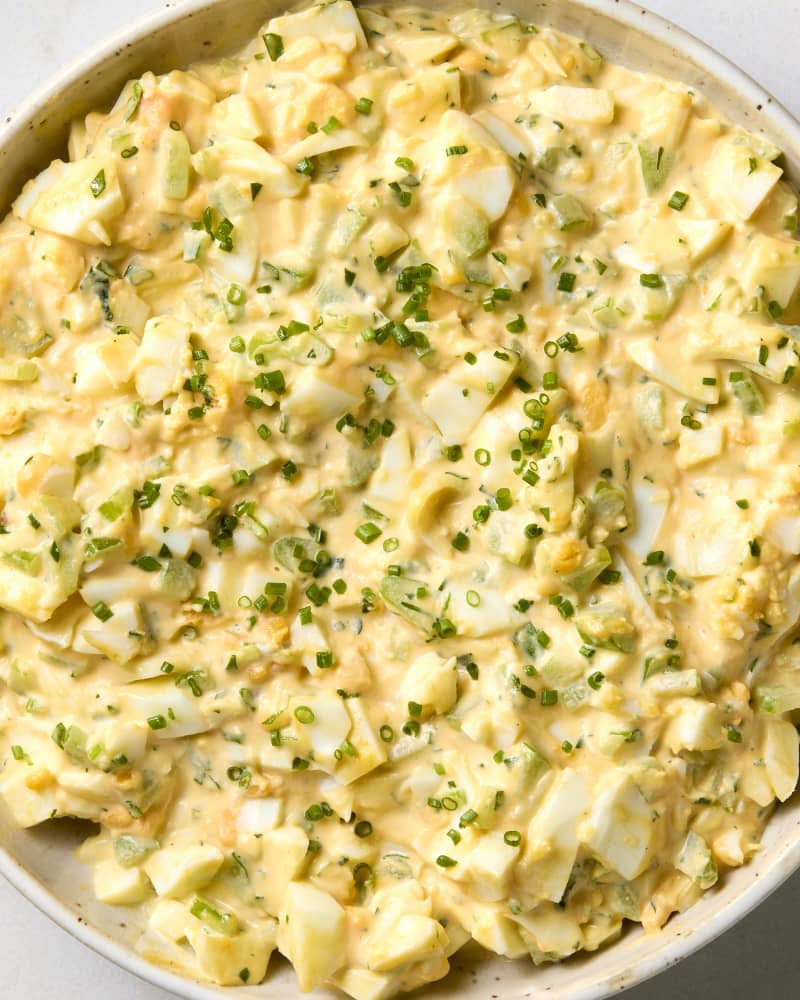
1, 2, 799, 998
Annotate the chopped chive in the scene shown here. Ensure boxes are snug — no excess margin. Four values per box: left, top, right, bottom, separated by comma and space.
263, 32, 284, 60
451, 531, 470, 552
91, 601, 113, 622
355, 522, 382, 544
768, 300, 784, 320
668, 190, 689, 211
321, 116, 341, 134
557, 272, 576, 293
90, 169, 106, 198
296, 157, 315, 176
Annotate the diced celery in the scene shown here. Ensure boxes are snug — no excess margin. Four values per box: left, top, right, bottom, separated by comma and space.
575, 604, 635, 652
99, 488, 134, 523
160, 128, 192, 201
448, 201, 489, 259
590, 484, 629, 536
537, 657, 584, 688
560, 681, 590, 711
481, 19, 527, 57
124, 262, 154, 287
156, 559, 197, 601
114, 835, 160, 868
754, 685, 800, 714
562, 545, 612, 591
636, 383, 666, 430
53, 723, 88, 763
537, 148, 561, 174
2, 551, 41, 577
183, 229, 209, 263
278, 333, 334, 367
379, 575, 436, 632
0, 361, 38, 382
638, 143, 675, 195
552, 194, 591, 231
676, 830, 718, 889
329, 208, 369, 257
190, 896, 240, 936
274, 536, 320, 574
731, 374, 765, 415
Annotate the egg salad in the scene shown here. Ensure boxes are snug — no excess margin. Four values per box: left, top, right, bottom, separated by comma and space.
0, 1, 799, 994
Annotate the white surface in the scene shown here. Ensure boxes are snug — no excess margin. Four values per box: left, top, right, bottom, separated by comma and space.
0, 0, 799, 997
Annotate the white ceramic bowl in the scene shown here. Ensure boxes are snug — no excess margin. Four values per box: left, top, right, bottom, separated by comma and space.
1, 2, 799, 998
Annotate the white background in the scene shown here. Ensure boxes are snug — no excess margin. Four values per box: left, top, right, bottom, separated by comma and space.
1, 0, 799, 997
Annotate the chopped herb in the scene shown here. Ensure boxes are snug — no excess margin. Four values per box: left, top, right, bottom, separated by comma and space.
557, 272, 576, 293
436, 854, 458, 867
90, 169, 106, 198
91, 601, 113, 622
355, 522, 382, 544
668, 190, 690, 211
263, 32, 284, 61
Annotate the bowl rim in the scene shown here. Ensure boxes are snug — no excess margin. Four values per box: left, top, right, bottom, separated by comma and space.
1, 2, 800, 999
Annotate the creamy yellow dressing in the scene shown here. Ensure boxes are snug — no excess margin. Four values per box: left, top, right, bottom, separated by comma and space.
1, 2, 800, 994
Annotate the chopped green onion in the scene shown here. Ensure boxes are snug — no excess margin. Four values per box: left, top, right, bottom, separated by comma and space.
263, 33, 284, 60
91, 601, 113, 622
451, 531, 470, 552
557, 272, 576, 293
90, 169, 106, 198
436, 854, 458, 867
355, 522, 382, 544
668, 190, 690, 211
